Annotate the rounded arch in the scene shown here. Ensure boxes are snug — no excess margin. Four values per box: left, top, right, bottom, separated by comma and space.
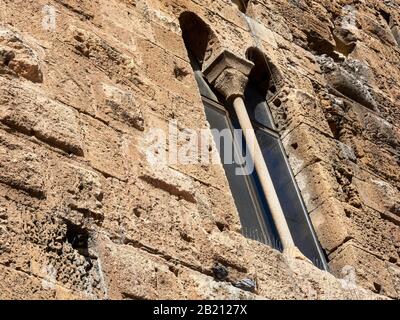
179, 12, 220, 68
246, 47, 284, 99
232, 0, 249, 13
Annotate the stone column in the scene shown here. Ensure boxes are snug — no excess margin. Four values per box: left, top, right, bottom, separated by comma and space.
203, 51, 307, 259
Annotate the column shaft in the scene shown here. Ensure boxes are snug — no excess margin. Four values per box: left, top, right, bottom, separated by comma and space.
233, 96, 295, 249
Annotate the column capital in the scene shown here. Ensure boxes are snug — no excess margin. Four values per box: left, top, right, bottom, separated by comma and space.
203, 50, 254, 102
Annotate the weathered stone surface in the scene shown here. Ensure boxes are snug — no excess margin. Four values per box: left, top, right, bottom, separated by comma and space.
270, 89, 332, 138
295, 162, 340, 212
0, 130, 47, 198
1, 0, 399, 300
97, 235, 262, 300
353, 172, 400, 217
0, 265, 88, 300
311, 197, 400, 263
283, 123, 356, 175
329, 243, 399, 298
0, 78, 84, 156
0, 26, 43, 83
80, 114, 127, 180
101, 83, 145, 131
97, 231, 381, 300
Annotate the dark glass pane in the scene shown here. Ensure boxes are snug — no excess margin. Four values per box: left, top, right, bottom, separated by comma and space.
194, 70, 219, 102
254, 126, 328, 269
244, 85, 275, 129
203, 100, 280, 248
189, 52, 219, 102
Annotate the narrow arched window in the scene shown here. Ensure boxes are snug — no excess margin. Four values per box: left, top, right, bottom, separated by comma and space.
246, 48, 327, 268
180, 14, 327, 270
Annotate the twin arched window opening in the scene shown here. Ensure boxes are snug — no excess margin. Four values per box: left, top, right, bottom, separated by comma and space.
180, 12, 328, 270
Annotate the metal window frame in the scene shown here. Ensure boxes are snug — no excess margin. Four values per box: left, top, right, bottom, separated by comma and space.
202, 96, 280, 247
202, 94, 328, 270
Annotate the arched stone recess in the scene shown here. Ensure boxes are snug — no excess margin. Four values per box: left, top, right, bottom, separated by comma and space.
246, 47, 284, 101
245, 46, 333, 138
179, 12, 223, 72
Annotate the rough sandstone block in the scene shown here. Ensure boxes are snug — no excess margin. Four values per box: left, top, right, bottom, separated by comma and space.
49, 162, 105, 227
0, 26, 43, 83
0, 265, 87, 300
310, 197, 399, 262
295, 162, 340, 212
358, 12, 398, 47
310, 198, 351, 253
81, 114, 127, 180
0, 78, 84, 156
247, 1, 293, 42
0, 130, 47, 198
101, 83, 145, 131
97, 235, 261, 300
329, 243, 399, 298
152, 22, 190, 60
350, 136, 399, 187
352, 172, 400, 216
136, 38, 198, 103
140, 113, 231, 189
348, 103, 400, 151
270, 89, 332, 138
283, 123, 355, 175
345, 204, 400, 263
139, 166, 196, 203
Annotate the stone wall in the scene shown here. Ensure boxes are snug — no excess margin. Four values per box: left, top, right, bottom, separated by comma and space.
0, 0, 398, 299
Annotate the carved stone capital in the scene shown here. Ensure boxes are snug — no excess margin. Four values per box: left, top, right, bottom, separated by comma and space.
203, 50, 254, 102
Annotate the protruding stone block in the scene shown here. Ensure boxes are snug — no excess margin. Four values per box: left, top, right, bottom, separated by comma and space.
0, 26, 43, 83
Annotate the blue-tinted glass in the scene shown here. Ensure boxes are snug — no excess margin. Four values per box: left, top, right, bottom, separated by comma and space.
244, 85, 275, 129
254, 126, 328, 269
189, 53, 219, 102
188, 50, 327, 270
204, 100, 280, 249
227, 101, 327, 269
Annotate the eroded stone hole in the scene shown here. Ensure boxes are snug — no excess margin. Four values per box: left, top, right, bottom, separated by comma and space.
168, 265, 180, 277
327, 118, 342, 140
179, 12, 218, 67
212, 263, 229, 281
66, 222, 90, 256
306, 30, 336, 58
65, 223, 94, 273
344, 208, 352, 218
0, 50, 15, 66
216, 221, 226, 232
389, 257, 397, 264
373, 282, 383, 294
333, 33, 356, 57
269, 84, 277, 95
180, 231, 194, 243
174, 64, 189, 80
273, 98, 282, 108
